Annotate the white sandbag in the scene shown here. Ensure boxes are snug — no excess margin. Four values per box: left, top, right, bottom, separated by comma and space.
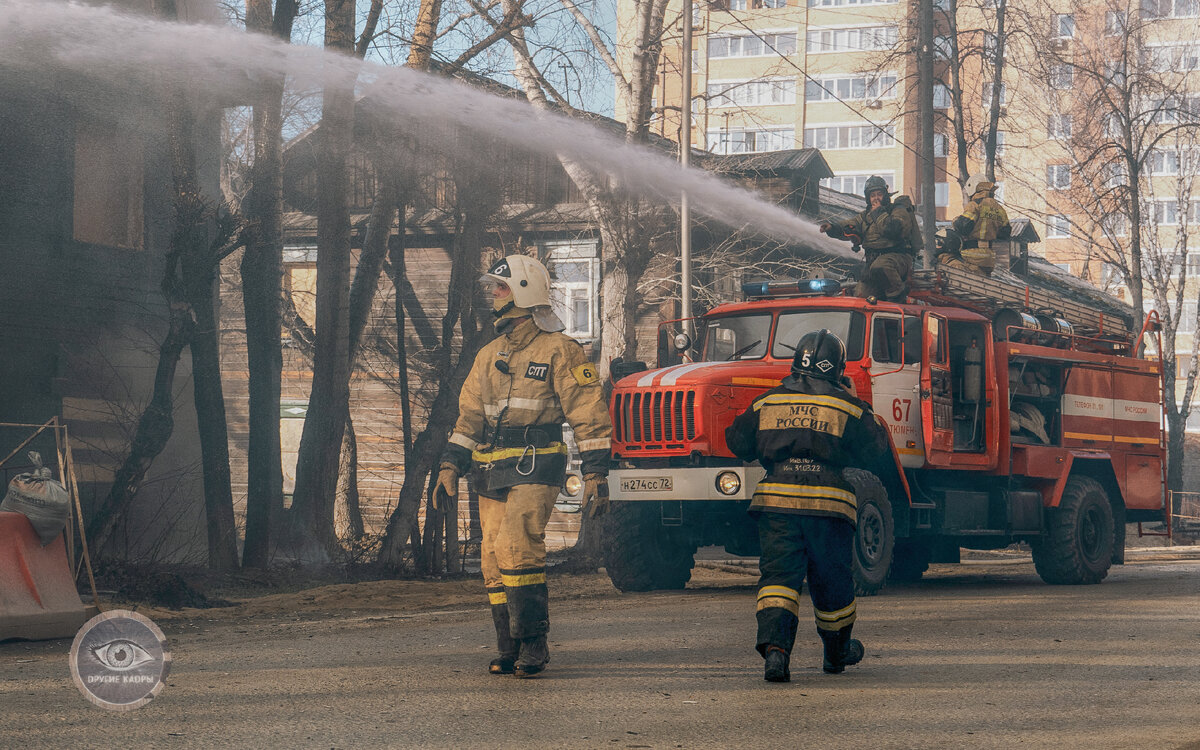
0, 451, 70, 545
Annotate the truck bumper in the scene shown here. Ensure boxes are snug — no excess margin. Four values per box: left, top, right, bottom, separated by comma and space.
609, 466, 766, 502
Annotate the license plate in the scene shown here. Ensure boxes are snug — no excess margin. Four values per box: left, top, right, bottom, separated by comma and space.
620, 476, 673, 492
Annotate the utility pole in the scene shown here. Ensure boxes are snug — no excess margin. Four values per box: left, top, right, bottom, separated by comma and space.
680, 0, 694, 327
918, 0, 936, 267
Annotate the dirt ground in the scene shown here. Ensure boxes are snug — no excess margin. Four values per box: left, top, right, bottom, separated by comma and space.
121, 543, 1200, 628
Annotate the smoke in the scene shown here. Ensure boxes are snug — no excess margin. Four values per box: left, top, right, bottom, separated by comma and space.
0, 0, 851, 255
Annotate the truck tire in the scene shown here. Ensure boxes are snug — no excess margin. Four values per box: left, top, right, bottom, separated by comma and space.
845, 469, 894, 596
889, 540, 931, 583
1032, 475, 1114, 585
602, 502, 696, 592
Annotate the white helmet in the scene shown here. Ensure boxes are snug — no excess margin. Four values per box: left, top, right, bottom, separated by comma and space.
483, 255, 565, 332
965, 173, 994, 198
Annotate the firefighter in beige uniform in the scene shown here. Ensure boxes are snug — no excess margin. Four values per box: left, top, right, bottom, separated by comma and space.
434, 255, 612, 678
937, 173, 1011, 275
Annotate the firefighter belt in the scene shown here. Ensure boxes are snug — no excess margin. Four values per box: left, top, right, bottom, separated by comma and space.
754, 512, 857, 656
855, 251, 912, 301
480, 483, 559, 639
471, 423, 568, 494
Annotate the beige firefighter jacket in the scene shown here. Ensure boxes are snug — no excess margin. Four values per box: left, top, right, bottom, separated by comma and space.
954, 193, 1010, 246
442, 317, 612, 494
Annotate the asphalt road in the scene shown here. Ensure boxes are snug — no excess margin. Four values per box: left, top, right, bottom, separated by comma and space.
4, 553, 1200, 749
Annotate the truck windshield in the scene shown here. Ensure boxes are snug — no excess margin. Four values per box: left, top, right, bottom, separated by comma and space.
772, 310, 866, 360
697, 310, 865, 362
699, 314, 772, 361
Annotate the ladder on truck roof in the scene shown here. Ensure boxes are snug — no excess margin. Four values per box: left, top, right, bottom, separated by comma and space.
909, 266, 1133, 340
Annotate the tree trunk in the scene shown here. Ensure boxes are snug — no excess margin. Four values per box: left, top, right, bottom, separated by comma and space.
240, 0, 298, 568
289, 0, 357, 557
337, 406, 365, 540
187, 253, 240, 570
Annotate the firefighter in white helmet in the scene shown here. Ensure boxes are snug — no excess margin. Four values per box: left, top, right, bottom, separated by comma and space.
939, 174, 1010, 275
434, 254, 612, 678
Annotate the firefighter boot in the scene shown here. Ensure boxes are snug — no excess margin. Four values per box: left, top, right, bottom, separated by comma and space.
763, 646, 791, 683
821, 626, 864, 674
514, 635, 550, 678
489, 603, 518, 675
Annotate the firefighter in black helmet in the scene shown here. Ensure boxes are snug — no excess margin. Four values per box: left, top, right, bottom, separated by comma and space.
725, 329, 891, 682
820, 175, 922, 301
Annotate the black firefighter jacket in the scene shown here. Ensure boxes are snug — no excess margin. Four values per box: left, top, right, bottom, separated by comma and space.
725, 375, 891, 525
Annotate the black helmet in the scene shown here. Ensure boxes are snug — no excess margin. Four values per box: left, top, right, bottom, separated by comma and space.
791, 329, 847, 382
864, 175, 890, 201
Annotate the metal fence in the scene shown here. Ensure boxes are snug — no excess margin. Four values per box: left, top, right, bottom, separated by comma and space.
1171, 491, 1200, 536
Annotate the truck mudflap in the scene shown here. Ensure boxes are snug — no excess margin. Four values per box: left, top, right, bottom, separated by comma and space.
609, 466, 767, 502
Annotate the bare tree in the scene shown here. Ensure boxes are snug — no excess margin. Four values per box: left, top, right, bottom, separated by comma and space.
1003, 0, 1200, 490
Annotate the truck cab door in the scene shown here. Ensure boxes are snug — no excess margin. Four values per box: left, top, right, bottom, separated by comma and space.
920, 313, 955, 464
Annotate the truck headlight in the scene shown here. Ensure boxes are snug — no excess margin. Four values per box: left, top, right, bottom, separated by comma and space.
564, 475, 583, 497
716, 471, 741, 496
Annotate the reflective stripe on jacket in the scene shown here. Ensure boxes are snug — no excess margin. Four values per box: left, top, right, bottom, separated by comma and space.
725, 376, 890, 524
443, 317, 612, 493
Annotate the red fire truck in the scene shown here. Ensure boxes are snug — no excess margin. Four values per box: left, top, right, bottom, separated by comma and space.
603, 267, 1168, 594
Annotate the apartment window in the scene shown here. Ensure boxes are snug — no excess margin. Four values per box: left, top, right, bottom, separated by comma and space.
1105, 10, 1128, 35
709, 127, 795, 154
1052, 14, 1075, 38
1104, 113, 1123, 139
803, 123, 895, 149
707, 78, 797, 107
1047, 164, 1071, 189
1149, 149, 1180, 175
760, 0, 788, 7
1050, 65, 1073, 90
806, 26, 898, 54
1178, 300, 1198, 334
821, 173, 895, 194
1185, 253, 1200, 278
994, 131, 1006, 156
933, 133, 948, 157
934, 35, 952, 60
547, 242, 600, 341
1048, 114, 1072, 139
1141, 0, 1200, 18
993, 181, 1005, 201
709, 32, 797, 58
808, 0, 898, 6
1103, 162, 1128, 188
1145, 43, 1200, 72
934, 84, 950, 108
1155, 200, 1179, 225
1105, 60, 1127, 86
1047, 215, 1070, 238
935, 182, 949, 207
728, 0, 748, 9
981, 82, 1008, 108
1102, 212, 1128, 237
805, 73, 898, 102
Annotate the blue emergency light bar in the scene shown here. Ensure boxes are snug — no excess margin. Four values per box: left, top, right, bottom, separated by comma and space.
742, 278, 842, 299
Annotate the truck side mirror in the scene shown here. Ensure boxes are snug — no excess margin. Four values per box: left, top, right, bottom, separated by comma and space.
673, 333, 692, 352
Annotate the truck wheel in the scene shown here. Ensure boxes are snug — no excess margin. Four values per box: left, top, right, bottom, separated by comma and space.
602, 502, 696, 592
1032, 476, 1114, 585
845, 469, 894, 596
889, 540, 931, 583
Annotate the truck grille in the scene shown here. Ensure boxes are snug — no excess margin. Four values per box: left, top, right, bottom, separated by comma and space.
613, 389, 697, 445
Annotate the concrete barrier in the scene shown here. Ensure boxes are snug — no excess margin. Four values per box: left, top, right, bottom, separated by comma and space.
0, 511, 97, 641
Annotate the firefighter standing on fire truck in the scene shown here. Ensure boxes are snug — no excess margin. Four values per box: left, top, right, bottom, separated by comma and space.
820, 175, 922, 301
725, 329, 890, 683
435, 255, 612, 678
